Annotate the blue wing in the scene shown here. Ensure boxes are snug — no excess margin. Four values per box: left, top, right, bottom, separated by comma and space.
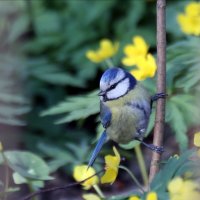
100, 101, 112, 128
87, 131, 107, 168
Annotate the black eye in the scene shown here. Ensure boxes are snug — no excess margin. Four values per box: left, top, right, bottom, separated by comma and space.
110, 84, 115, 89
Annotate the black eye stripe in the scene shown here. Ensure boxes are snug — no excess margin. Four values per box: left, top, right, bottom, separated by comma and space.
107, 77, 127, 92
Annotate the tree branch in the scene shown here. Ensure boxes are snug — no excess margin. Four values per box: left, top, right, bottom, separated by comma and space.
149, 0, 166, 182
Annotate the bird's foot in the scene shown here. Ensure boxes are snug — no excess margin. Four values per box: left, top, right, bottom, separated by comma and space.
135, 138, 164, 154
146, 143, 164, 154
151, 92, 168, 102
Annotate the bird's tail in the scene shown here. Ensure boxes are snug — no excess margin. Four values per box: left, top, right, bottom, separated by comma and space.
87, 131, 107, 169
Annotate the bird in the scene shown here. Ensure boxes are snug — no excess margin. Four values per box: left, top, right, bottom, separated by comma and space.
88, 67, 165, 168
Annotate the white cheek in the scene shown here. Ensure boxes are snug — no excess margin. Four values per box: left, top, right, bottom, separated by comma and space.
100, 96, 104, 101
107, 78, 129, 100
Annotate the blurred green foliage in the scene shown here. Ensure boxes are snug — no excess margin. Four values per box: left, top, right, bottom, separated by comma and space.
0, 1, 30, 126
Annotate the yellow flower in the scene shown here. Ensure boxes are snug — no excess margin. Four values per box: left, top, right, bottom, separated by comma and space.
86, 39, 119, 63
122, 36, 149, 66
185, 2, 200, 17
82, 193, 101, 200
0, 141, 3, 152
101, 146, 120, 184
194, 132, 200, 147
130, 54, 157, 81
122, 36, 157, 81
129, 192, 157, 200
73, 165, 99, 190
146, 192, 158, 200
197, 149, 200, 157
168, 177, 183, 194
168, 177, 200, 200
177, 2, 200, 36
129, 195, 141, 200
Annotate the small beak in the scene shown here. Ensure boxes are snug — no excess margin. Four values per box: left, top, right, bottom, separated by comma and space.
98, 90, 106, 96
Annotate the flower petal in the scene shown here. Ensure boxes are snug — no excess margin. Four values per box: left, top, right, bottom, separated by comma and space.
133, 36, 149, 54
185, 2, 200, 17
113, 146, 120, 160
73, 165, 99, 190
86, 50, 103, 63
129, 196, 141, 200
122, 57, 137, 66
194, 132, 200, 147
101, 168, 117, 184
86, 39, 119, 63
101, 146, 120, 184
83, 193, 101, 200
105, 155, 119, 169
177, 2, 200, 36
168, 177, 183, 194
124, 45, 137, 57
100, 39, 119, 58
130, 69, 144, 81
122, 36, 151, 68
146, 192, 158, 200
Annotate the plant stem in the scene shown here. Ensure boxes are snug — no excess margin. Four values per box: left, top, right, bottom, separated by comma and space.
1, 152, 9, 200
105, 59, 114, 68
27, 181, 38, 200
149, 0, 166, 182
119, 165, 145, 193
93, 184, 105, 199
134, 145, 148, 186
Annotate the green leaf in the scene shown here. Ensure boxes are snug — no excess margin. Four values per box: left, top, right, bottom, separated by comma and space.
5, 151, 53, 180
0, 93, 28, 104
41, 90, 99, 124
114, 0, 146, 36
0, 117, 26, 126
146, 109, 155, 135
170, 95, 200, 125
167, 37, 200, 92
166, 1, 186, 37
55, 102, 98, 124
0, 53, 30, 126
166, 101, 188, 151
37, 142, 74, 172
175, 63, 200, 92
7, 15, 29, 43
13, 172, 28, 184
119, 140, 140, 150
13, 172, 45, 189
151, 149, 194, 191
34, 11, 61, 35
29, 63, 86, 87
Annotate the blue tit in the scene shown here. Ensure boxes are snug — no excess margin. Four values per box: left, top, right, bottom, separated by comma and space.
88, 67, 165, 167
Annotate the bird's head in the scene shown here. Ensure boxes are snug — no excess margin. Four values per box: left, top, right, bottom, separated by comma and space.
99, 67, 137, 102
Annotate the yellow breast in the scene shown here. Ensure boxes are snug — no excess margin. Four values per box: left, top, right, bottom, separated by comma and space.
104, 84, 150, 144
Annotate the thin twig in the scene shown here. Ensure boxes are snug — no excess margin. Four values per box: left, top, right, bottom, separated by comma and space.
149, 0, 166, 182
119, 165, 145, 193
20, 169, 104, 200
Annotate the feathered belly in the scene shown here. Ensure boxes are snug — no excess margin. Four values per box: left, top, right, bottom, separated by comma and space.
106, 106, 141, 144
